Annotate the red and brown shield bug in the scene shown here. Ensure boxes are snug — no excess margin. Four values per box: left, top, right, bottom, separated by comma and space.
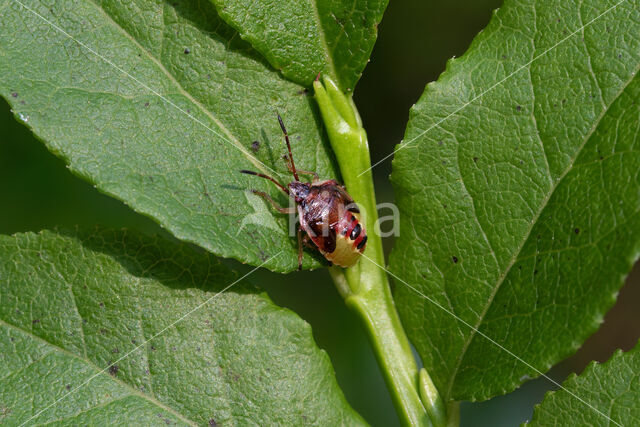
241, 114, 367, 270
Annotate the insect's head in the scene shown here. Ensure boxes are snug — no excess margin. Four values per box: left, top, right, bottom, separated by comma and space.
288, 181, 310, 203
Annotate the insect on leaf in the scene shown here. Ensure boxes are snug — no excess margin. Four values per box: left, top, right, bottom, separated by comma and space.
0, 0, 342, 272
389, 0, 640, 402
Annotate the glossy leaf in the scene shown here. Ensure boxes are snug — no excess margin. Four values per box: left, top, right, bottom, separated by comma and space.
529, 343, 640, 426
210, 0, 388, 91
0, 0, 338, 272
0, 229, 364, 425
390, 0, 640, 401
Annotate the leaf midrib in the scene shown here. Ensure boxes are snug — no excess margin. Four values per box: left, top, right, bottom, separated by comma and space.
0, 318, 198, 426
82, 0, 273, 177
445, 64, 640, 400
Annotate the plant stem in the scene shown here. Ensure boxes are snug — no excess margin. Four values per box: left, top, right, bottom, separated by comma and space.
314, 76, 446, 427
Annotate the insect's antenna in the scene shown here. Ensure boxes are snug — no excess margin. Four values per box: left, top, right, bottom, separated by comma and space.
240, 170, 289, 194
277, 114, 300, 181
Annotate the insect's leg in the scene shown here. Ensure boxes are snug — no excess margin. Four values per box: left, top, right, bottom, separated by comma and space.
297, 227, 303, 271
283, 155, 320, 181
301, 233, 314, 248
240, 170, 289, 194
251, 190, 295, 214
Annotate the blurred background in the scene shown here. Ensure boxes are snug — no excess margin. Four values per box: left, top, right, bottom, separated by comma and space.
1, 0, 638, 425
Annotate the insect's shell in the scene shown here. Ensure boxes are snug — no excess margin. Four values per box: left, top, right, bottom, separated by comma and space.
297, 180, 367, 267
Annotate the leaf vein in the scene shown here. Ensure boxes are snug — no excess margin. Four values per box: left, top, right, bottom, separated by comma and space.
445, 62, 640, 399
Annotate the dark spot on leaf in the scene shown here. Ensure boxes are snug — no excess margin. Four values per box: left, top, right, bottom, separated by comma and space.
32, 319, 40, 324
209, 419, 218, 427
184, 48, 190, 54
537, 234, 541, 239
618, 53, 622, 59
534, 270, 538, 275
443, 204, 447, 209
66, 384, 71, 390
11, 92, 18, 97
251, 141, 260, 152
501, 54, 507, 59
473, 157, 478, 163
438, 140, 443, 146
108, 364, 119, 376
10, 337, 15, 342
99, 302, 104, 308
518, 265, 522, 269
574, 228, 580, 234
15, 309, 21, 314
100, 328, 107, 335
144, 102, 149, 107
151, 345, 156, 351
600, 156, 604, 160
442, 160, 447, 165
452, 256, 458, 264
131, 339, 136, 344
516, 105, 522, 111
112, 348, 119, 354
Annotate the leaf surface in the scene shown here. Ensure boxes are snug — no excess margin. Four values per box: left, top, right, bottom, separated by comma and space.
0, 0, 337, 272
0, 229, 364, 425
529, 343, 640, 426
209, 0, 388, 91
389, 0, 640, 401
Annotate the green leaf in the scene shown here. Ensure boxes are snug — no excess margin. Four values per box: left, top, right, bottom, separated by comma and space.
0, 229, 364, 425
529, 342, 640, 426
0, 0, 338, 272
209, 0, 388, 91
389, 0, 640, 402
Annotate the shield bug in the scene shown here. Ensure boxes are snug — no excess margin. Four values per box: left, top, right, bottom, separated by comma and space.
241, 115, 367, 270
